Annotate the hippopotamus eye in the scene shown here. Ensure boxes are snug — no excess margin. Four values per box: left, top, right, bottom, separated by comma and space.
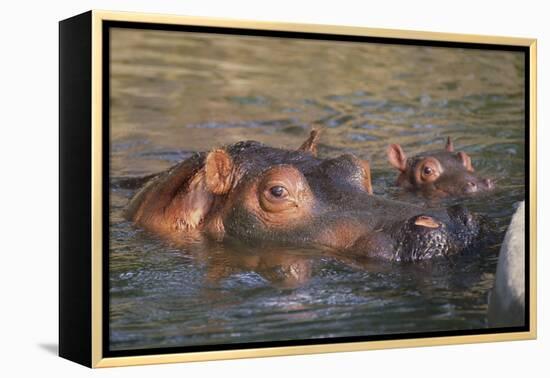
269, 185, 288, 199
257, 166, 313, 215
423, 166, 433, 176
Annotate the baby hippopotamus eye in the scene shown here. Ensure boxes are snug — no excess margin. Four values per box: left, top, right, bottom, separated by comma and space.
269, 185, 288, 198
419, 161, 440, 180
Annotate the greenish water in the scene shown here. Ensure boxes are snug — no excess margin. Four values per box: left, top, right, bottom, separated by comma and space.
109, 28, 525, 351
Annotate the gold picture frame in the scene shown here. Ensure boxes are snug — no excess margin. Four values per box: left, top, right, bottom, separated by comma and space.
59, 10, 537, 368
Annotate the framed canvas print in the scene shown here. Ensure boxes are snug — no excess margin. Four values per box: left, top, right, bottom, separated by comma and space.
59, 10, 537, 368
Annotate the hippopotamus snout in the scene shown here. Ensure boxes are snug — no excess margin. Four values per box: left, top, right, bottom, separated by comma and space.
462, 177, 494, 194
393, 205, 482, 262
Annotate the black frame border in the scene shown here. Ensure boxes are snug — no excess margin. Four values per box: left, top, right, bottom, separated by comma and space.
59, 11, 93, 367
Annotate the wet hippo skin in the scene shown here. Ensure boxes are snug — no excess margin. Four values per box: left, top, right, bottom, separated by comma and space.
126, 131, 483, 262
387, 137, 494, 197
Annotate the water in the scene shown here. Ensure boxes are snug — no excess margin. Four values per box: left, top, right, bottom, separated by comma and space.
108, 28, 526, 351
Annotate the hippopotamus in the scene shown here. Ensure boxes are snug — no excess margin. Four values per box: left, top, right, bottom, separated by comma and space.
386, 137, 494, 197
126, 130, 483, 262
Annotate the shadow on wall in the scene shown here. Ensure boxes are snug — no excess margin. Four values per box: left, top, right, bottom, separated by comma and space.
38, 343, 58, 356
488, 201, 525, 328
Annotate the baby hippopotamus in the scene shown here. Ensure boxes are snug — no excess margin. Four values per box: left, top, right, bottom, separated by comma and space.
126, 131, 483, 262
386, 137, 494, 197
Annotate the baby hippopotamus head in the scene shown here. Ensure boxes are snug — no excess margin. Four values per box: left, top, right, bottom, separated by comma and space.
386, 137, 494, 197
126, 131, 483, 262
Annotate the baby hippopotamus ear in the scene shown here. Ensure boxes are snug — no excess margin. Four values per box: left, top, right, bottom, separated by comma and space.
298, 128, 321, 157
457, 151, 475, 172
445, 136, 454, 152
205, 149, 235, 194
387, 143, 407, 172
445, 137, 473, 171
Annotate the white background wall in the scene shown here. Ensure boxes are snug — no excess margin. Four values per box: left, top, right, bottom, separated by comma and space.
0, 0, 547, 376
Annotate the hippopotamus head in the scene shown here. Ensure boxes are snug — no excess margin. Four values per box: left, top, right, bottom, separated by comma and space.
386, 137, 494, 197
126, 131, 483, 262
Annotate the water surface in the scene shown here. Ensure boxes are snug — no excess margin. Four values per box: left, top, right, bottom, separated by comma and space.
109, 28, 525, 351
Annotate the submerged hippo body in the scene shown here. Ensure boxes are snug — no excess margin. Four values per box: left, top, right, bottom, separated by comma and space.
387, 137, 494, 197
126, 131, 483, 262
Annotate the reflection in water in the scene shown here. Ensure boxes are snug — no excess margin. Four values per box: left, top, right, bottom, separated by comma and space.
109, 28, 525, 351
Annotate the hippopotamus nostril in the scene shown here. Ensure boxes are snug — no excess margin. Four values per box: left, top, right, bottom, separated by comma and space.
414, 215, 441, 229
464, 181, 478, 193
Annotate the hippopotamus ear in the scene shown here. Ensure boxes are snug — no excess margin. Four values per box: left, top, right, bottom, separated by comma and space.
445, 137, 454, 152
298, 128, 321, 156
361, 159, 373, 195
457, 151, 475, 172
204, 149, 235, 194
387, 144, 407, 172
